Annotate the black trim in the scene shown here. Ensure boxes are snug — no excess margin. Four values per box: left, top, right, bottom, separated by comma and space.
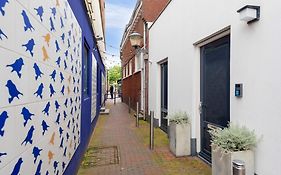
237, 5, 260, 24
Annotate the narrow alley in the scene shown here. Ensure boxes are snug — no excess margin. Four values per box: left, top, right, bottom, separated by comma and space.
78, 99, 211, 175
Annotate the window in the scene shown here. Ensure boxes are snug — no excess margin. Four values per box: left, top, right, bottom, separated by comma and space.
135, 56, 141, 72
129, 60, 133, 75
126, 64, 129, 77
83, 44, 90, 96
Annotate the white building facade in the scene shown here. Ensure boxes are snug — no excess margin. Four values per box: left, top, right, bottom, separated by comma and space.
149, 1, 281, 174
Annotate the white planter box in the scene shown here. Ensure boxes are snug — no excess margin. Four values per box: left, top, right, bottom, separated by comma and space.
168, 122, 191, 157
212, 145, 255, 175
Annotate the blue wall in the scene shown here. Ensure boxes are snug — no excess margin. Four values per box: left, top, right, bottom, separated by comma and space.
65, 0, 105, 174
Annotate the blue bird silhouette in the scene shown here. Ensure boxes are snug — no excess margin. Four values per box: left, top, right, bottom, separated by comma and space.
70, 98, 73, 105
75, 67, 78, 74
61, 85, 65, 95
56, 170, 59, 175
34, 6, 44, 22
72, 125, 75, 134
64, 9, 67, 19
64, 50, 68, 57
50, 70, 56, 82
0, 111, 8, 137
75, 106, 77, 112
41, 120, 49, 135
63, 111, 67, 120
62, 162, 66, 170
60, 17, 64, 28
64, 99, 68, 107
46, 170, 49, 175
71, 66, 74, 73
70, 107, 73, 115
11, 158, 23, 175
0, 28, 8, 40
63, 147, 67, 157
61, 33, 65, 43
33, 63, 44, 80
42, 102, 50, 116
67, 39, 70, 48
55, 113, 60, 125
68, 30, 71, 37
67, 120, 70, 129
75, 97, 78, 103
6, 58, 24, 78
21, 107, 34, 127
22, 39, 35, 57
73, 87, 76, 94
0, 152, 7, 163
53, 161, 59, 173
50, 7, 56, 19
64, 60, 67, 70
35, 160, 42, 175
55, 40, 60, 52
66, 132, 69, 141
49, 84, 56, 97
34, 83, 44, 99
21, 126, 34, 145
55, 100, 60, 112
50, 17, 55, 31
21, 10, 34, 31
56, 57, 61, 67
60, 137, 64, 148
32, 147, 42, 163
74, 135, 77, 141
60, 72, 64, 83
59, 127, 63, 138
0, 0, 8, 16
6, 80, 23, 103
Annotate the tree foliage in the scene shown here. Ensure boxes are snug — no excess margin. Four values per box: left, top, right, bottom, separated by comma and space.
108, 65, 121, 84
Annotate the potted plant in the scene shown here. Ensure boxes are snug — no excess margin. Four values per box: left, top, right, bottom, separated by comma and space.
166, 111, 191, 157
209, 123, 257, 175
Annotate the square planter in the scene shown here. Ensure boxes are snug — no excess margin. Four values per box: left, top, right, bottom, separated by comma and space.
168, 122, 191, 157
212, 145, 254, 175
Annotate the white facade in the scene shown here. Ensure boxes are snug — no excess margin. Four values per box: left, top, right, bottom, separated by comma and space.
149, 1, 281, 174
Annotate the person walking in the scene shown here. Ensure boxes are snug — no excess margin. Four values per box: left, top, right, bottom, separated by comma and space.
110, 85, 114, 99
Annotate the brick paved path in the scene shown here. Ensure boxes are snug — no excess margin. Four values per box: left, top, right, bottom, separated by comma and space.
78, 99, 211, 175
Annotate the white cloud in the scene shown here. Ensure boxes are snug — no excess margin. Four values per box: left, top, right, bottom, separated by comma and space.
106, 3, 134, 29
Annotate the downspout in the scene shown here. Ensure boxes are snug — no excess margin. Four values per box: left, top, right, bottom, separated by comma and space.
143, 18, 149, 119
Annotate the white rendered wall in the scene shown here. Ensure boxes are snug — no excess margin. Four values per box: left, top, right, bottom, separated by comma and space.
149, 0, 281, 174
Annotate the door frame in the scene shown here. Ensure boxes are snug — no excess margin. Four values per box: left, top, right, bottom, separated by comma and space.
160, 61, 168, 133
199, 35, 230, 163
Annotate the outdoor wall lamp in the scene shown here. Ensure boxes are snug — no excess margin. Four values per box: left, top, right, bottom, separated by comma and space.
237, 5, 260, 24
129, 32, 143, 49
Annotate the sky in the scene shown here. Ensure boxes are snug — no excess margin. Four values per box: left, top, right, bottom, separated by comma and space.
104, 0, 137, 68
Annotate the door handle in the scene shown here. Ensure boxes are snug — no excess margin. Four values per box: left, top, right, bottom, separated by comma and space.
199, 102, 206, 114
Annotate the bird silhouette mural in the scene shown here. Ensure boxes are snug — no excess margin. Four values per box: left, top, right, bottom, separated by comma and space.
64, 98, 68, 107
49, 132, 55, 145
67, 39, 70, 48
55, 100, 60, 112
70, 98, 73, 105
62, 162, 66, 170
53, 160, 59, 173
66, 132, 69, 142
56, 0, 60, 6
33, 63, 44, 80
67, 120, 70, 129
71, 66, 74, 73
49, 84, 56, 97
56, 57, 61, 67
21, 10, 34, 31
61, 33, 65, 43
60, 72, 64, 83
64, 9, 67, 19
50, 7, 56, 19
70, 54, 73, 62
11, 158, 23, 175
6, 58, 24, 78
6, 80, 23, 103
0, 152, 7, 163
46, 170, 49, 175
64, 50, 68, 58
22, 39, 35, 57
63, 147, 67, 157
61, 85, 65, 95
55, 113, 60, 125
41, 120, 49, 135
21, 107, 35, 127
60, 137, 64, 148
59, 127, 63, 138
32, 147, 42, 163
55, 40, 60, 52
43, 33, 50, 46
35, 160, 42, 175
64, 60, 67, 70
42, 46, 49, 61
0, 28, 8, 40
0, 111, 8, 137
34, 83, 44, 99
34, 6, 44, 22
48, 151, 54, 164
49, 17, 55, 31
70, 107, 73, 115
42, 102, 51, 116
50, 70, 56, 82
63, 111, 67, 120
60, 17, 64, 28
21, 126, 35, 145
0, 0, 8, 16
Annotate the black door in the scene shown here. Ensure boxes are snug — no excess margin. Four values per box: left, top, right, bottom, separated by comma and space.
160, 62, 168, 132
199, 35, 230, 162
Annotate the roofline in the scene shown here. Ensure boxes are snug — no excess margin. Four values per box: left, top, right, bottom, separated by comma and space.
148, 0, 172, 30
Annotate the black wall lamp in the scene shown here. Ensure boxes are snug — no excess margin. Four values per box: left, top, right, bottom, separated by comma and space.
237, 5, 260, 24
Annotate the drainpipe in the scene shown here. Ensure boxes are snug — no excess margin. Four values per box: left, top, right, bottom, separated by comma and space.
143, 18, 148, 120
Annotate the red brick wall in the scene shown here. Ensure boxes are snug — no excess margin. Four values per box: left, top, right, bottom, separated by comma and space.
122, 72, 141, 110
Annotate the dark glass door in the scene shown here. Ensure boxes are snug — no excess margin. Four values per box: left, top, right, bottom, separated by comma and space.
160, 62, 168, 132
199, 35, 230, 162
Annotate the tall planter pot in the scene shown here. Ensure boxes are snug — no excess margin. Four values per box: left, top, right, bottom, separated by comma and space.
168, 122, 191, 157
212, 145, 255, 175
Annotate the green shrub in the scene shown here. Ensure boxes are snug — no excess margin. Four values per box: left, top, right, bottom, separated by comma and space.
165, 111, 190, 125
209, 123, 257, 153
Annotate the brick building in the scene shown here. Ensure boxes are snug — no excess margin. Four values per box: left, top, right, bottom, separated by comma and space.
120, 0, 170, 116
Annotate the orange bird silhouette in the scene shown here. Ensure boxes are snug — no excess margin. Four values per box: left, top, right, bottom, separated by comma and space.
56, 0, 60, 6
43, 34, 51, 46
49, 132, 55, 145
67, 86, 71, 95
48, 151, 54, 164
42, 46, 49, 61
